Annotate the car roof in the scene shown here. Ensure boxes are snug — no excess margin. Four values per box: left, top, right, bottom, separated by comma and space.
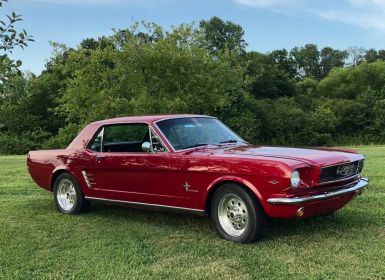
67, 114, 216, 150
90, 114, 214, 125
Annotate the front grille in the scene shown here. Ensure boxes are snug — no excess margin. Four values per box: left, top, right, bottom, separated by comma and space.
320, 160, 363, 184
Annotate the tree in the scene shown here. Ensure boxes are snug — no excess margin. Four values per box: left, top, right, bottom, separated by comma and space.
318, 61, 385, 99
80, 38, 99, 50
377, 50, 385, 61
290, 44, 321, 79
289, 45, 348, 80
2, 16, 385, 153
199, 17, 246, 54
268, 49, 297, 78
53, 23, 247, 145
364, 48, 385, 63
347, 46, 365, 66
0, 0, 33, 82
244, 51, 294, 99
320, 47, 347, 78
364, 48, 378, 63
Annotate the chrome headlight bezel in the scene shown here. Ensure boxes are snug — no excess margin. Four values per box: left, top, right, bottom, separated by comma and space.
290, 170, 301, 189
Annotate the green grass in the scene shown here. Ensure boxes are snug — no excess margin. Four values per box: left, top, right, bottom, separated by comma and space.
0, 146, 384, 279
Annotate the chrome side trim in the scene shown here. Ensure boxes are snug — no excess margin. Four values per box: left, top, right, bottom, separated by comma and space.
81, 171, 95, 188
84, 196, 205, 214
267, 178, 369, 205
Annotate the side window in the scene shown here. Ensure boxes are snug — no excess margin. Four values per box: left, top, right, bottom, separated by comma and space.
103, 123, 149, 153
88, 124, 168, 153
90, 129, 103, 152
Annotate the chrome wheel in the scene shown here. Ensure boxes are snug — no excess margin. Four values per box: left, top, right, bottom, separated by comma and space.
56, 179, 77, 211
218, 193, 249, 237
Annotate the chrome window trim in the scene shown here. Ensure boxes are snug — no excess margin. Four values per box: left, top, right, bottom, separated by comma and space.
153, 121, 176, 152
149, 127, 169, 153
155, 115, 215, 122
86, 126, 104, 152
148, 124, 154, 153
84, 196, 204, 214
153, 116, 247, 153
100, 126, 104, 152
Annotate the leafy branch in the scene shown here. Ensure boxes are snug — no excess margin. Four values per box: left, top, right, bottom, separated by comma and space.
0, 0, 33, 82
0, 0, 34, 53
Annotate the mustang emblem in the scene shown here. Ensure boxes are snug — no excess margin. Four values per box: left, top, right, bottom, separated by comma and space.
181, 182, 199, 193
182, 182, 190, 192
336, 164, 356, 176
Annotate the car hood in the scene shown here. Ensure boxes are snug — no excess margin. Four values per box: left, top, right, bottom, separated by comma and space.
190, 145, 364, 167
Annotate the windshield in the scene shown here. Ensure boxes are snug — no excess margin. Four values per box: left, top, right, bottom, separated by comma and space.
156, 117, 246, 151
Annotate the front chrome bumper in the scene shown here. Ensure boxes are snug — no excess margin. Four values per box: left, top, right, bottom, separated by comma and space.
267, 178, 369, 205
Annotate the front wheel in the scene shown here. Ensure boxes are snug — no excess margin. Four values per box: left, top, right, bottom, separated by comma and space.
53, 173, 90, 214
210, 184, 266, 243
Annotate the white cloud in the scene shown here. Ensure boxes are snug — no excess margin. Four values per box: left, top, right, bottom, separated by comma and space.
234, 0, 385, 32
318, 0, 385, 31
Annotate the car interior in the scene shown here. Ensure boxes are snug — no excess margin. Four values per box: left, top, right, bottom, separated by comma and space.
90, 125, 166, 153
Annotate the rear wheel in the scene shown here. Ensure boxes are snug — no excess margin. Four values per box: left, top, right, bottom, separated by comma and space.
211, 184, 266, 243
53, 173, 90, 214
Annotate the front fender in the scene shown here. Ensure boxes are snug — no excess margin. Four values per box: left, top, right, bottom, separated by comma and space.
205, 175, 263, 204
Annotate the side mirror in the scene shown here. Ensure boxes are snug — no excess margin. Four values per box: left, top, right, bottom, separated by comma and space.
142, 141, 152, 153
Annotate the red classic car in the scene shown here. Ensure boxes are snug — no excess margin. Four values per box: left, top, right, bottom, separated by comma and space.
27, 114, 368, 243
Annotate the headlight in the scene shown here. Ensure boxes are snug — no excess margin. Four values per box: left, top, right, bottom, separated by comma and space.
291, 170, 301, 189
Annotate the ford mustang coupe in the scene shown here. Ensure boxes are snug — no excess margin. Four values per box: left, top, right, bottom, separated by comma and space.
27, 114, 368, 243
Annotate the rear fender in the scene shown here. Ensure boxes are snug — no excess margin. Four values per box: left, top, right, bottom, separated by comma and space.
50, 166, 71, 191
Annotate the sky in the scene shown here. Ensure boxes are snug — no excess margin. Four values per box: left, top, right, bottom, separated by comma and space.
4, 0, 385, 74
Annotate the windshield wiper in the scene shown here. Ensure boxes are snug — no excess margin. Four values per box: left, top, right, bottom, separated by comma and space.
182, 143, 210, 149
183, 140, 246, 150
219, 140, 240, 144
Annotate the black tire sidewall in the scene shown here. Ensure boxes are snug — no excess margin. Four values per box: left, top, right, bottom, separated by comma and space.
210, 184, 265, 243
53, 173, 88, 214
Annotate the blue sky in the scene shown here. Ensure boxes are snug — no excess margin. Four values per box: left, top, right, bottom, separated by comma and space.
5, 0, 385, 74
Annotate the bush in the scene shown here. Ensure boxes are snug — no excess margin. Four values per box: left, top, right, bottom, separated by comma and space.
0, 129, 50, 155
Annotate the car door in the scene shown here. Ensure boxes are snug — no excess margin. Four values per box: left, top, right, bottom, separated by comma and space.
85, 122, 188, 207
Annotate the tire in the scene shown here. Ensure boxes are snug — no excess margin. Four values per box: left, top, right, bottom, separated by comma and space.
210, 183, 266, 243
53, 173, 90, 214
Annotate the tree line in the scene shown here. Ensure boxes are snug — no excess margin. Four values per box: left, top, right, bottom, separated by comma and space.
1, 15, 385, 154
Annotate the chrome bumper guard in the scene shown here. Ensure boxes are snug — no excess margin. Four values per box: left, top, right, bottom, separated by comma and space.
267, 178, 369, 205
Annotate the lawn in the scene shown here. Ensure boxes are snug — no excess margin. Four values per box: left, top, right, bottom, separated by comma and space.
0, 146, 384, 279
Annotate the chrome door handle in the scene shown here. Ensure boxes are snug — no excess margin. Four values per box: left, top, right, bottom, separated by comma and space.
96, 155, 106, 160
